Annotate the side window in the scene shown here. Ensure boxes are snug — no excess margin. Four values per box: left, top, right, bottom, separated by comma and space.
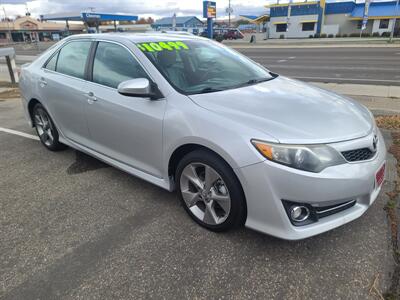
56, 41, 91, 79
45, 52, 58, 71
92, 42, 149, 89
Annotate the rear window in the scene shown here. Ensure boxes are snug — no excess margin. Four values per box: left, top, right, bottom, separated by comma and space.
56, 41, 91, 79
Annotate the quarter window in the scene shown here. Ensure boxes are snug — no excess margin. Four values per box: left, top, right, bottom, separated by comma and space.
92, 42, 149, 89
56, 41, 91, 79
379, 19, 389, 29
45, 52, 58, 71
302, 22, 315, 31
276, 24, 287, 32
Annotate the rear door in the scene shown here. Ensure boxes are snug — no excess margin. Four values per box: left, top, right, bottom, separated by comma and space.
39, 40, 93, 145
84, 41, 166, 178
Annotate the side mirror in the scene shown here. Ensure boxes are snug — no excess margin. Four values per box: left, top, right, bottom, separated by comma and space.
117, 78, 163, 100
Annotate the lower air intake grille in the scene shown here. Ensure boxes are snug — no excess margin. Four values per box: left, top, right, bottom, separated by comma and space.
341, 148, 374, 162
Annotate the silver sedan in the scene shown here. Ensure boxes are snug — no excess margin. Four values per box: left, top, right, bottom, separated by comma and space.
19, 33, 386, 240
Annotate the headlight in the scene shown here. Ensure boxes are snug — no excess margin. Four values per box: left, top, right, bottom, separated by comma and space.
251, 140, 346, 173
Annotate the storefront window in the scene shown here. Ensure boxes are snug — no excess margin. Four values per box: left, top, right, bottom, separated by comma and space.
302, 22, 315, 31
276, 24, 287, 32
379, 19, 389, 29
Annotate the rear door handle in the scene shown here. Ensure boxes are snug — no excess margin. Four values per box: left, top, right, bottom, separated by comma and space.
39, 77, 47, 87
86, 91, 97, 103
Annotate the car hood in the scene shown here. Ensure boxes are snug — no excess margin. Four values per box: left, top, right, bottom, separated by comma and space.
188, 76, 373, 144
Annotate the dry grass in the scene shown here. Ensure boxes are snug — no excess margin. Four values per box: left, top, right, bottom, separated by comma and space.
375, 115, 400, 130
0, 88, 20, 100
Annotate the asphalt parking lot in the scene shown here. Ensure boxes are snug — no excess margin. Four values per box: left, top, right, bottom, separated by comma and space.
0, 98, 396, 299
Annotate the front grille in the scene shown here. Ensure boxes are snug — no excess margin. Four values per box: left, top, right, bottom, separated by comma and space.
341, 148, 374, 162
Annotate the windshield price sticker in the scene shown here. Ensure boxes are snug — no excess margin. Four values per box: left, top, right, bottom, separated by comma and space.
137, 41, 189, 52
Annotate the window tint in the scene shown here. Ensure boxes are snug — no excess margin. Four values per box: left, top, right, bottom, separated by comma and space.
92, 42, 149, 89
45, 52, 58, 71
56, 41, 91, 79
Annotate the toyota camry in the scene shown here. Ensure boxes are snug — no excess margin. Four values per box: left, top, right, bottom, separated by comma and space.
19, 33, 386, 240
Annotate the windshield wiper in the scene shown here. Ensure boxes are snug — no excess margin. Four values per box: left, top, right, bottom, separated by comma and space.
246, 77, 273, 84
196, 87, 223, 94
231, 77, 274, 89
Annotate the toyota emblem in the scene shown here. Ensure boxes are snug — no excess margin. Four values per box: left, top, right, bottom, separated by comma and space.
372, 135, 378, 151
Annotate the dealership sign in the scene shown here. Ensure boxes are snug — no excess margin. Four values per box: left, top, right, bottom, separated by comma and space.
203, 1, 216, 18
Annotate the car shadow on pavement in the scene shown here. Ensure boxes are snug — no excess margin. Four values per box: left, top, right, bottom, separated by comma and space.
66, 150, 110, 175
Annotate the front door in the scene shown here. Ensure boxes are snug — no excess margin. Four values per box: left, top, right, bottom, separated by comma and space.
84, 41, 166, 178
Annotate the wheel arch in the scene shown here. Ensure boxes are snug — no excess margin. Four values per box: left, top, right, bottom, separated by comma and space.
168, 142, 248, 224
27, 98, 41, 126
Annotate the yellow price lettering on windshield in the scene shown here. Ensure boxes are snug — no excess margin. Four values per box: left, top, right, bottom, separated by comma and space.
137, 41, 189, 52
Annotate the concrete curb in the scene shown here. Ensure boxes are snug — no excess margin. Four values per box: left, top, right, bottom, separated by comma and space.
310, 82, 400, 98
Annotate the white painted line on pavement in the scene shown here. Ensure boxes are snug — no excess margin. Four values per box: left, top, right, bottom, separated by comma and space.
0, 127, 39, 140
277, 59, 287, 63
288, 56, 296, 59
294, 76, 400, 84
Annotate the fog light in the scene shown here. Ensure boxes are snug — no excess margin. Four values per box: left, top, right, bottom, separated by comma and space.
289, 205, 310, 222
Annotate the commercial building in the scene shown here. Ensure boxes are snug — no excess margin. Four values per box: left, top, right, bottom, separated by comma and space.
152, 16, 204, 34
267, 0, 400, 38
0, 16, 84, 43
0, 12, 140, 43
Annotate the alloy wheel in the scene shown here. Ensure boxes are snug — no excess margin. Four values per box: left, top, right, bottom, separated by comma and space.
180, 162, 231, 225
34, 108, 54, 147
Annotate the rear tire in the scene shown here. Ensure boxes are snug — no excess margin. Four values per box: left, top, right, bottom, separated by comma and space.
176, 149, 246, 232
32, 103, 66, 151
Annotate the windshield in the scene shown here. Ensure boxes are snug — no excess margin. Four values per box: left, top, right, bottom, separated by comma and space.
136, 39, 274, 95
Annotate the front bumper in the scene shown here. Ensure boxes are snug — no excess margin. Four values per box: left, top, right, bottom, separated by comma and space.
236, 129, 387, 240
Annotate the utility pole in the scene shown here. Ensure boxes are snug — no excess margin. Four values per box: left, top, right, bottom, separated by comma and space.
286, 0, 292, 37
228, 0, 231, 27
389, 0, 399, 42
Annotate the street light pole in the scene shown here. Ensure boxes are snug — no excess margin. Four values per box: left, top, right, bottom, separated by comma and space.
2, 6, 12, 43
389, 0, 399, 42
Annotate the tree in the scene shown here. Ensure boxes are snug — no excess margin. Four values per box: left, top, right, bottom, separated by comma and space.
135, 17, 154, 24
136, 18, 148, 24
235, 19, 250, 26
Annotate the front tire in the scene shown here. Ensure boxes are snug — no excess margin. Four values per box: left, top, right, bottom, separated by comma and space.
32, 103, 66, 151
176, 150, 246, 232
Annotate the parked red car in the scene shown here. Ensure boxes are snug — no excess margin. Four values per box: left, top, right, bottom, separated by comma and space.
224, 29, 244, 40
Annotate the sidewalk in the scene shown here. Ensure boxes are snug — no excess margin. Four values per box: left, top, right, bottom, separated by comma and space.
224, 35, 400, 48
311, 82, 400, 113
311, 82, 400, 99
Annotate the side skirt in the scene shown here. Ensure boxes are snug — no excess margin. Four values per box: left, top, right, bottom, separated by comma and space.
59, 136, 172, 191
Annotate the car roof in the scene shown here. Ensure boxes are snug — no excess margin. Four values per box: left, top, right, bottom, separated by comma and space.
67, 32, 203, 43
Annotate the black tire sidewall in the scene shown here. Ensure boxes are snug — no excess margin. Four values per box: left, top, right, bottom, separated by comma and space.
176, 149, 246, 232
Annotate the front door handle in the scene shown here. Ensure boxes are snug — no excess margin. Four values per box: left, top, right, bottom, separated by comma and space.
86, 91, 97, 103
